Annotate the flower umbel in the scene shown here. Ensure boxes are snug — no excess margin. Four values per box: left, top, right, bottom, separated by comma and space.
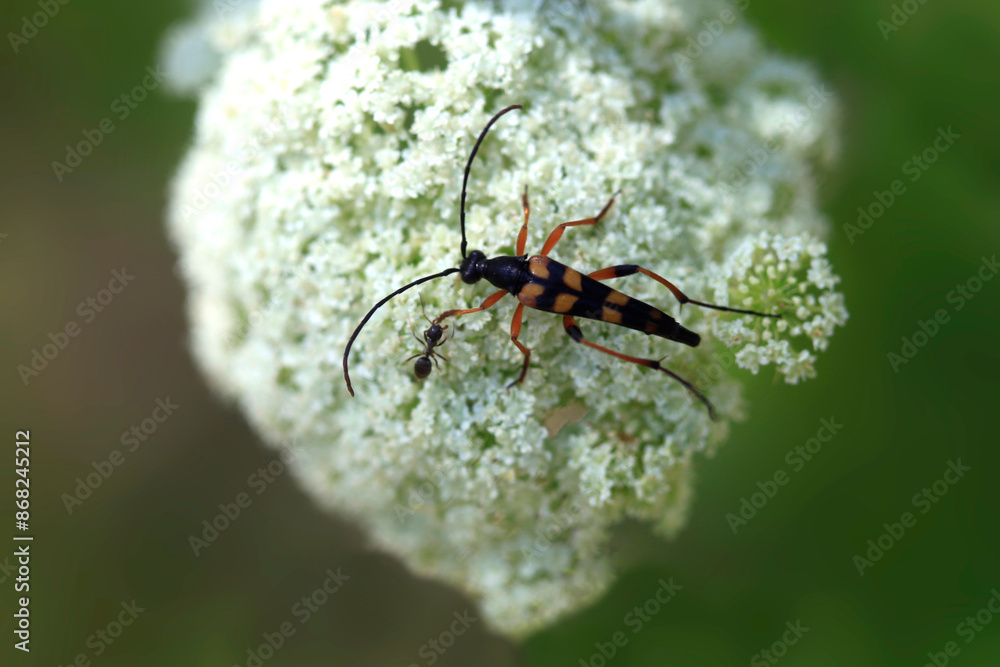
166, 0, 846, 636
710, 232, 849, 383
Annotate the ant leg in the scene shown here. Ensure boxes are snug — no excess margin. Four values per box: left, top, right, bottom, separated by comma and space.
411, 325, 425, 346
434, 289, 507, 323
507, 303, 532, 388
540, 190, 621, 255
516, 185, 530, 256
586, 265, 779, 318
562, 315, 717, 420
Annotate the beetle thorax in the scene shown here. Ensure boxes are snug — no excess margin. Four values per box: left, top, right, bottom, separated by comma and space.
483, 255, 529, 294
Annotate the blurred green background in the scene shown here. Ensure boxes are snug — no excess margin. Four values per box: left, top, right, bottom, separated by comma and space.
2, 0, 998, 665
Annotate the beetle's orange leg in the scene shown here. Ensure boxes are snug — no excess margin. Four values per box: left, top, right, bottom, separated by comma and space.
434, 289, 507, 323
562, 315, 717, 420
507, 303, 532, 388
539, 190, 621, 256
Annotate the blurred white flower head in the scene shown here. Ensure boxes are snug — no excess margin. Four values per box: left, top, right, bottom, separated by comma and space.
165, 0, 846, 636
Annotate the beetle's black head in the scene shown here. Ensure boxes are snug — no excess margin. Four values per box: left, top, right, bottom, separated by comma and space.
414, 356, 433, 379
460, 250, 487, 284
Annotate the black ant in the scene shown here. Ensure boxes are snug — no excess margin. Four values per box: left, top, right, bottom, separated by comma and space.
403, 307, 450, 379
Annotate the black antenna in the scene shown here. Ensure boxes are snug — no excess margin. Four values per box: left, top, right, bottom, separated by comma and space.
343, 267, 459, 396
343, 104, 522, 396
460, 104, 523, 259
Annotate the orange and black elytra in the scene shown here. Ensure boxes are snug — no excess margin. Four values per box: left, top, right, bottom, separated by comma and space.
342, 105, 780, 419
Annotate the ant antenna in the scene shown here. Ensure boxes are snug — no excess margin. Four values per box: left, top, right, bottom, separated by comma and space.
460, 104, 523, 259
418, 294, 434, 326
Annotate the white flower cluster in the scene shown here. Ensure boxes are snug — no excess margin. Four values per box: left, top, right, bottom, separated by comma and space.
165, 0, 845, 636
709, 232, 849, 383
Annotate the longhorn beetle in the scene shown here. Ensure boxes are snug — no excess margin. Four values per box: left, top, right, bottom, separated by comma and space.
342, 104, 780, 419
